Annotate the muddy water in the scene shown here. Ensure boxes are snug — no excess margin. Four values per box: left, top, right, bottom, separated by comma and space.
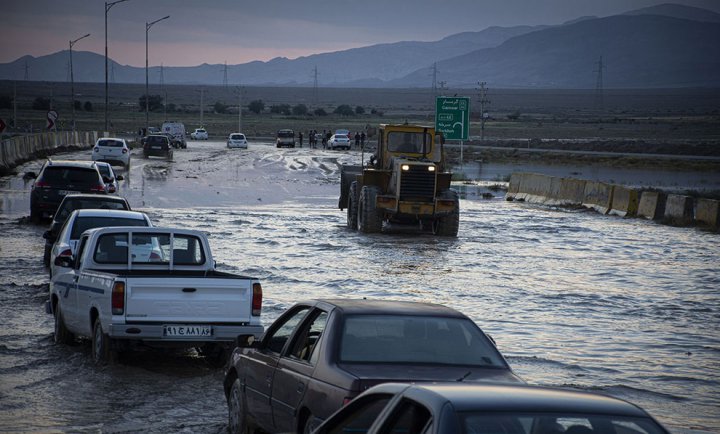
0, 141, 718, 433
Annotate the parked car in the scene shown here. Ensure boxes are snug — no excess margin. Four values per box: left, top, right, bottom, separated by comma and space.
142, 134, 174, 160
95, 161, 123, 194
227, 133, 248, 149
49, 209, 152, 280
328, 133, 351, 150
313, 383, 671, 434
43, 194, 131, 266
28, 160, 107, 222
224, 299, 521, 434
191, 128, 209, 140
276, 129, 295, 148
161, 121, 187, 148
92, 137, 130, 167
147, 126, 160, 134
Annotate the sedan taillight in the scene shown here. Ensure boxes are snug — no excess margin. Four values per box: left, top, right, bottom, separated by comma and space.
94, 147, 99, 152
122, 148, 128, 154
112, 282, 125, 315
90, 184, 105, 192
252, 283, 262, 316
58, 248, 72, 258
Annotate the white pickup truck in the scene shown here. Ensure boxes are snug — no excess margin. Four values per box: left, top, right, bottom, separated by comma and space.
49, 226, 264, 364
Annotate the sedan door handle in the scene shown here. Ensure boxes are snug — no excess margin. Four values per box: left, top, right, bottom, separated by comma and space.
297, 382, 305, 393
182, 287, 197, 293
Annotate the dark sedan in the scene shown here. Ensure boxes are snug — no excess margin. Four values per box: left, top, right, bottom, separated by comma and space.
224, 299, 522, 434
142, 134, 174, 159
314, 383, 671, 434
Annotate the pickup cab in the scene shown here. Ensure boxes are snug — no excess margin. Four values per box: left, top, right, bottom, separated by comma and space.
49, 226, 263, 364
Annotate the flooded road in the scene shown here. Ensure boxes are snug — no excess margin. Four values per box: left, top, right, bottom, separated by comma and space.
1, 141, 718, 433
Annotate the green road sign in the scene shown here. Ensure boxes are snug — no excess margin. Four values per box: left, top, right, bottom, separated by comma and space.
435, 96, 470, 140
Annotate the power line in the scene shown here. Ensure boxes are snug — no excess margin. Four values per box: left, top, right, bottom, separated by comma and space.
223, 61, 228, 88
594, 55, 606, 111
313, 66, 319, 104
431, 62, 438, 94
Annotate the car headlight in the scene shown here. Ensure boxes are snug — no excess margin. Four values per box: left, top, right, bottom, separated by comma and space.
401, 164, 410, 171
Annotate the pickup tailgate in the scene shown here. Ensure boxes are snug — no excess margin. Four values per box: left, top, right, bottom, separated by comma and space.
124, 277, 253, 323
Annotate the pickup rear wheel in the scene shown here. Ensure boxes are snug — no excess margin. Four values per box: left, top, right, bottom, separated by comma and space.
92, 317, 116, 365
228, 378, 249, 434
54, 305, 74, 345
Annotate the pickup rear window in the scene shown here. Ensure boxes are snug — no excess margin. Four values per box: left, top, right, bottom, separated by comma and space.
94, 233, 205, 265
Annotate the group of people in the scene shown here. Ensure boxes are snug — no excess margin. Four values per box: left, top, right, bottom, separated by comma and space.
298, 130, 366, 149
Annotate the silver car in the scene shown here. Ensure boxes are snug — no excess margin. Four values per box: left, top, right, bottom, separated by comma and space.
49, 209, 152, 279
227, 133, 248, 149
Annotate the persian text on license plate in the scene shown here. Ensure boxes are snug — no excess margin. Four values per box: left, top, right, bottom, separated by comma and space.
163, 325, 212, 337
59, 190, 79, 196
152, 146, 161, 149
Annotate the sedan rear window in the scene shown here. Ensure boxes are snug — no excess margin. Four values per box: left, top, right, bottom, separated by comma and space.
97, 140, 124, 147
40, 167, 100, 185
230, 134, 245, 140
71, 217, 149, 240
55, 199, 129, 222
340, 315, 505, 367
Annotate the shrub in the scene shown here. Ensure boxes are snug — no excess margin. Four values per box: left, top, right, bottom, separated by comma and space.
314, 108, 327, 116
138, 94, 163, 112
507, 110, 521, 120
270, 104, 291, 115
355, 105, 365, 115
334, 104, 354, 116
292, 104, 308, 116
83, 101, 93, 112
0, 95, 12, 109
248, 99, 265, 114
214, 101, 229, 114
32, 97, 51, 110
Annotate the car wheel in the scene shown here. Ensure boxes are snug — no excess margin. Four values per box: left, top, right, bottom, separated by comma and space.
54, 304, 74, 345
92, 316, 116, 365
30, 207, 41, 223
228, 378, 249, 434
43, 245, 51, 267
302, 414, 318, 434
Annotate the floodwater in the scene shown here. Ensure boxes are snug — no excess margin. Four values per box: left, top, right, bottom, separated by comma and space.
0, 141, 718, 433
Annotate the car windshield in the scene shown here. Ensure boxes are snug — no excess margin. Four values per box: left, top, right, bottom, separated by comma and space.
278, 130, 294, 138
461, 413, 667, 434
40, 167, 100, 185
339, 315, 506, 367
387, 132, 432, 153
146, 136, 168, 145
97, 139, 124, 147
55, 199, 129, 222
231, 134, 245, 140
70, 216, 148, 240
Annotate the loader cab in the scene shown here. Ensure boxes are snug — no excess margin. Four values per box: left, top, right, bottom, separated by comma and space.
374, 124, 445, 171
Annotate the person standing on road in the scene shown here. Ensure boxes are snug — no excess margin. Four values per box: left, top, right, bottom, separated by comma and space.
322, 131, 327, 149
355, 132, 360, 148
361, 131, 366, 149
298, 131, 304, 148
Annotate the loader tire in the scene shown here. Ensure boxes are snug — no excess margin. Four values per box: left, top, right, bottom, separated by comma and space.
358, 186, 382, 233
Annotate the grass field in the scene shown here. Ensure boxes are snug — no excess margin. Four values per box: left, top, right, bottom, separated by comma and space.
1, 80, 719, 149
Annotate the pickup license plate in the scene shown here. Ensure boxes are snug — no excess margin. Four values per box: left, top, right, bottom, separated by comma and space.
59, 190, 79, 196
163, 325, 212, 337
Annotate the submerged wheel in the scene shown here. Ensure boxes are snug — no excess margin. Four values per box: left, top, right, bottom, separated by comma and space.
358, 185, 383, 233
433, 189, 460, 237
228, 378, 249, 434
91, 317, 116, 365
54, 304, 74, 345
347, 182, 358, 230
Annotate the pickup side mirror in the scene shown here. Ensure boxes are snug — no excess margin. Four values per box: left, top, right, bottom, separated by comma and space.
24, 171, 37, 179
102, 176, 112, 183
115, 174, 124, 181
54, 255, 74, 268
43, 231, 56, 242
235, 334, 257, 348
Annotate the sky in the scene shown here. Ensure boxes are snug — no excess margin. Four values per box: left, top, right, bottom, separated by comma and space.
2, 0, 719, 67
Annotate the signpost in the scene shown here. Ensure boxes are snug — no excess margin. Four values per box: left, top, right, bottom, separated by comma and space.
435, 96, 470, 169
0, 118, 6, 134
47, 110, 58, 130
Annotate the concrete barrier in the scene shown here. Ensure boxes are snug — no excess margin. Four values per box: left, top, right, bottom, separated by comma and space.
609, 185, 640, 217
637, 191, 666, 220
506, 172, 523, 198
557, 178, 586, 206
0, 131, 98, 174
695, 198, 719, 230
664, 194, 694, 225
582, 181, 614, 214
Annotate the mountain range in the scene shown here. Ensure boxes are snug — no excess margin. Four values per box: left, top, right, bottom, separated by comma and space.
1, 3, 718, 88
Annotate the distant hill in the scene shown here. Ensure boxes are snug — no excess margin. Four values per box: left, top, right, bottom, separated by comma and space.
392, 14, 720, 88
0, 3, 718, 88
622, 2, 720, 23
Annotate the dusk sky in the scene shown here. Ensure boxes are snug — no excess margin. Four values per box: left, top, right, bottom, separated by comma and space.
3, 0, 719, 67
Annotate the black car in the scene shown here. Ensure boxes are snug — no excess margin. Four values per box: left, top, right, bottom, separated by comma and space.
224, 299, 521, 434
42, 194, 131, 266
28, 160, 107, 222
314, 383, 671, 434
142, 134, 174, 159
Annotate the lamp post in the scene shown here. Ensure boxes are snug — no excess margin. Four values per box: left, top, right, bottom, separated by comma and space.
146, 15, 170, 133
69, 33, 90, 133
105, 0, 129, 133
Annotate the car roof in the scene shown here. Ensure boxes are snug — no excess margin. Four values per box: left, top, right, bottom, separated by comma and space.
71, 209, 148, 219
307, 299, 467, 318
82, 226, 205, 238
370, 383, 652, 417
43, 160, 98, 169
60, 194, 127, 203
96, 137, 126, 142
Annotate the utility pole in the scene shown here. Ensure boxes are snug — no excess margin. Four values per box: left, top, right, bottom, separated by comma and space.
146, 14, 170, 133
234, 86, 244, 133
476, 81, 490, 141
70, 33, 91, 133
594, 55, 606, 111
195, 87, 205, 127
160, 63, 167, 121
24, 60, 29, 80
105, 0, 129, 133
223, 61, 228, 88
13, 80, 17, 128
431, 62, 438, 94
313, 66, 318, 105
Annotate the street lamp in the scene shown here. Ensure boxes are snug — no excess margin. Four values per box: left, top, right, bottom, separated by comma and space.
105, 0, 129, 133
69, 33, 90, 133
146, 15, 170, 133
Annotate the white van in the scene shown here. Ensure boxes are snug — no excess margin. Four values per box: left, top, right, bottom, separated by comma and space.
161, 121, 187, 149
